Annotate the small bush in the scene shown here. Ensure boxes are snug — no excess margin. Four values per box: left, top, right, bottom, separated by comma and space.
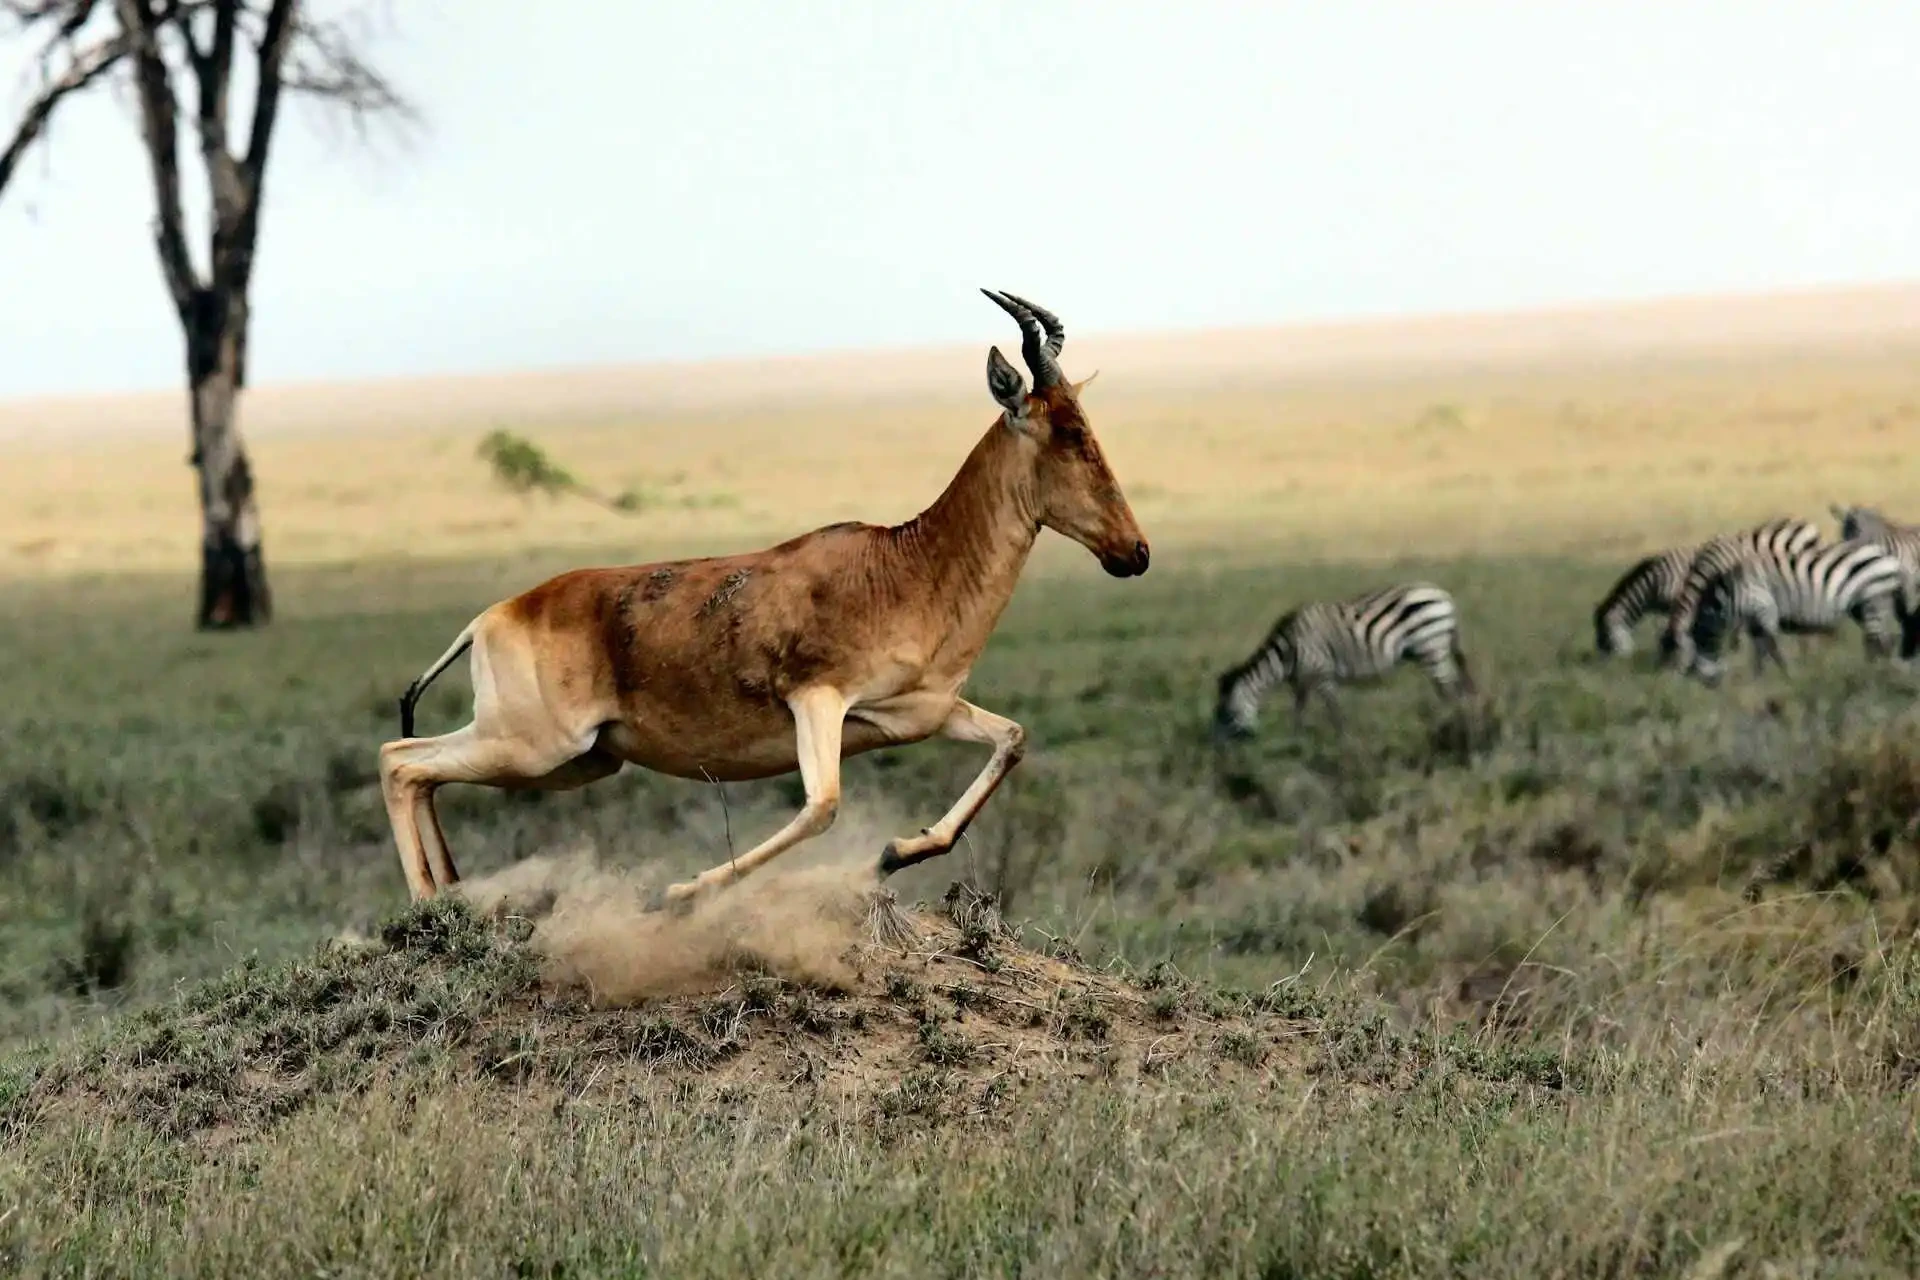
1216, 1028, 1267, 1066
1805, 734, 1920, 864
0, 770, 103, 853
50, 906, 137, 995
1355, 881, 1435, 940
916, 1021, 975, 1067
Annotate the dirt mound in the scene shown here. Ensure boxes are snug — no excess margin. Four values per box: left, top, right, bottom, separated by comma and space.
516, 880, 1312, 1113
3, 874, 1318, 1145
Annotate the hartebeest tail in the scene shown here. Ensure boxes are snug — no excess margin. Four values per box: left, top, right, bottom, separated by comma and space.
397, 620, 479, 738
378, 289, 1149, 906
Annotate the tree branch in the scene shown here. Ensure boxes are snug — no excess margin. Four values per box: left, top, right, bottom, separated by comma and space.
237, 0, 287, 176
8, 0, 412, 330
0, 1, 88, 30
0, 0, 103, 40
112, 0, 201, 319
206, 0, 283, 302
0, 29, 125, 200
280, 8, 411, 124
193, 0, 245, 289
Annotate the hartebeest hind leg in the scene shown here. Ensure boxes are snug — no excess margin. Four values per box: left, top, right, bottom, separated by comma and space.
878, 700, 1027, 875
381, 726, 620, 900
660, 687, 849, 905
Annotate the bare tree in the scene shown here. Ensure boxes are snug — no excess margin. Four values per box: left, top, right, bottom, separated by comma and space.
0, 1, 409, 628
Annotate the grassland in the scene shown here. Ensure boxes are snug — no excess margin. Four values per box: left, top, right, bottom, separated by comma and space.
4, 296, 1920, 1276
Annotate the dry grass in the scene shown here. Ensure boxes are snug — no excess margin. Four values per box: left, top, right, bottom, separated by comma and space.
7, 284, 1920, 581
8, 286, 1920, 1275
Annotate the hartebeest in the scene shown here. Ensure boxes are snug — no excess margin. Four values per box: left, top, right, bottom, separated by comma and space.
379, 291, 1149, 906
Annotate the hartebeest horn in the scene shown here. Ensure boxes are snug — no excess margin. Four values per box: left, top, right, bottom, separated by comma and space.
999, 292, 1064, 358
981, 289, 1064, 389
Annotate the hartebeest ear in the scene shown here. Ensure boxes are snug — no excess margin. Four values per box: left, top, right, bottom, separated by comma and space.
1071, 370, 1100, 396
986, 345, 1029, 419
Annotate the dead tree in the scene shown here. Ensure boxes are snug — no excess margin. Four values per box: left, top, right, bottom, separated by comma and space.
0, 1, 409, 628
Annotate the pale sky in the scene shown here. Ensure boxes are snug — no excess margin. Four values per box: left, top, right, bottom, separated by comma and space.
2, 2, 1917, 399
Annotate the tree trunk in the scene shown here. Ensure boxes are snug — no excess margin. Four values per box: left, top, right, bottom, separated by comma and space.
187, 300, 270, 630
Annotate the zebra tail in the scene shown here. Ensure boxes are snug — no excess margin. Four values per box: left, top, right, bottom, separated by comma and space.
1901, 593, 1920, 661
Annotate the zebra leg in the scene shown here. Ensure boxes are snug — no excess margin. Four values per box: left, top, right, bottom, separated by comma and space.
1313, 682, 1345, 735
1859, 598, 1897, 661
1754, 625, 1788, 676
1430, 645, 1477, 759
1289, 679, 1311, 725
1449, 636, 1476, 697
1426, 659, 1466, 704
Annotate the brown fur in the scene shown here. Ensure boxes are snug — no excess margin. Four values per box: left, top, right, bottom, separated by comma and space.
379, 356, 1148, 906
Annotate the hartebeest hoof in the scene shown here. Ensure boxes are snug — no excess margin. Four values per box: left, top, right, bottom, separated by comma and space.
878, 830, 944, 876
644, 881, 704, 916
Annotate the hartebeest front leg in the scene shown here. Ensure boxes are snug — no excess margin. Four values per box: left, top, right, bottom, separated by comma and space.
660, 687, 848, 905
878, 700, 1026, 875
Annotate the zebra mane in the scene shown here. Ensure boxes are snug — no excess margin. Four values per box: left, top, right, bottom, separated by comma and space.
1216, 613, 1295, 697
1837, 505, 1894, 541
1595, 548, 1688, 626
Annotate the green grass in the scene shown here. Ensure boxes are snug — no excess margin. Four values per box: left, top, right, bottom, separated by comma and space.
4, 543, 1920, 1276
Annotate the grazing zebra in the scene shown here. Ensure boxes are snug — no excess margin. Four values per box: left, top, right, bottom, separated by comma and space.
1830, 503, 1920, 612
1680, 539, 1905, 684
1212, 582, 1472, 738
1595, 517, 1821, 658
1659, 516, 1828, 668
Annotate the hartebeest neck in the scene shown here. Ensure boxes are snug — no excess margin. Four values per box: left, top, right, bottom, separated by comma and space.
890, 421, 1043, 654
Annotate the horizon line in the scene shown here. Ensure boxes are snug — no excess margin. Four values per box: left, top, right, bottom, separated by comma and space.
8, 274, 1920, 412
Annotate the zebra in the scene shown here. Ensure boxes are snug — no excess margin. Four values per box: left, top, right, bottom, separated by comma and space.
1595, 516, 1820, 658
1830, 503, 1920, 620
1212, 582, 1472, 739
1679, 539, 1906, 685
1659, 516, 1827, 670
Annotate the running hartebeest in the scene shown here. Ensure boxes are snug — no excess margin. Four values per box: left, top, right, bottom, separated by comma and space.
379, 291, 1149, 906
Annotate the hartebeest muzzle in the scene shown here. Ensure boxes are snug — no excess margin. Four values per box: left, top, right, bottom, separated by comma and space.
1101, 540, 1151, 578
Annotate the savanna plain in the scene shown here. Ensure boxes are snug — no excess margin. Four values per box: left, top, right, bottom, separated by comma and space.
5, 293, 1920, 1277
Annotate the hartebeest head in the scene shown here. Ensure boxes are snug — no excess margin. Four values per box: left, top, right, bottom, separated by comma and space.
981, 290, 1150, 578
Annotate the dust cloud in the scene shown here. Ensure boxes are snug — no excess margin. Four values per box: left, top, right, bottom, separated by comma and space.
454, 841, 906, 1005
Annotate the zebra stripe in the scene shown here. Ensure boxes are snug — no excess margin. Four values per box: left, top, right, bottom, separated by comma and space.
1594, 548, 1698, 657
1597, 517, 1820, 657
1685, 538, 1905, 683
1660, 516, 1826, 663
1832, 504, 1920, 611
1213, 582, 1471, 737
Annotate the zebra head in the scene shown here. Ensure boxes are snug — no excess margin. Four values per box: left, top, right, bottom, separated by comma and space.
1832, 503, 1885, 543
1211, 633, 1292, 741
1211, 668, 1262, 741
1676, 577, 1740, 681
1593, 605, 1633, 658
